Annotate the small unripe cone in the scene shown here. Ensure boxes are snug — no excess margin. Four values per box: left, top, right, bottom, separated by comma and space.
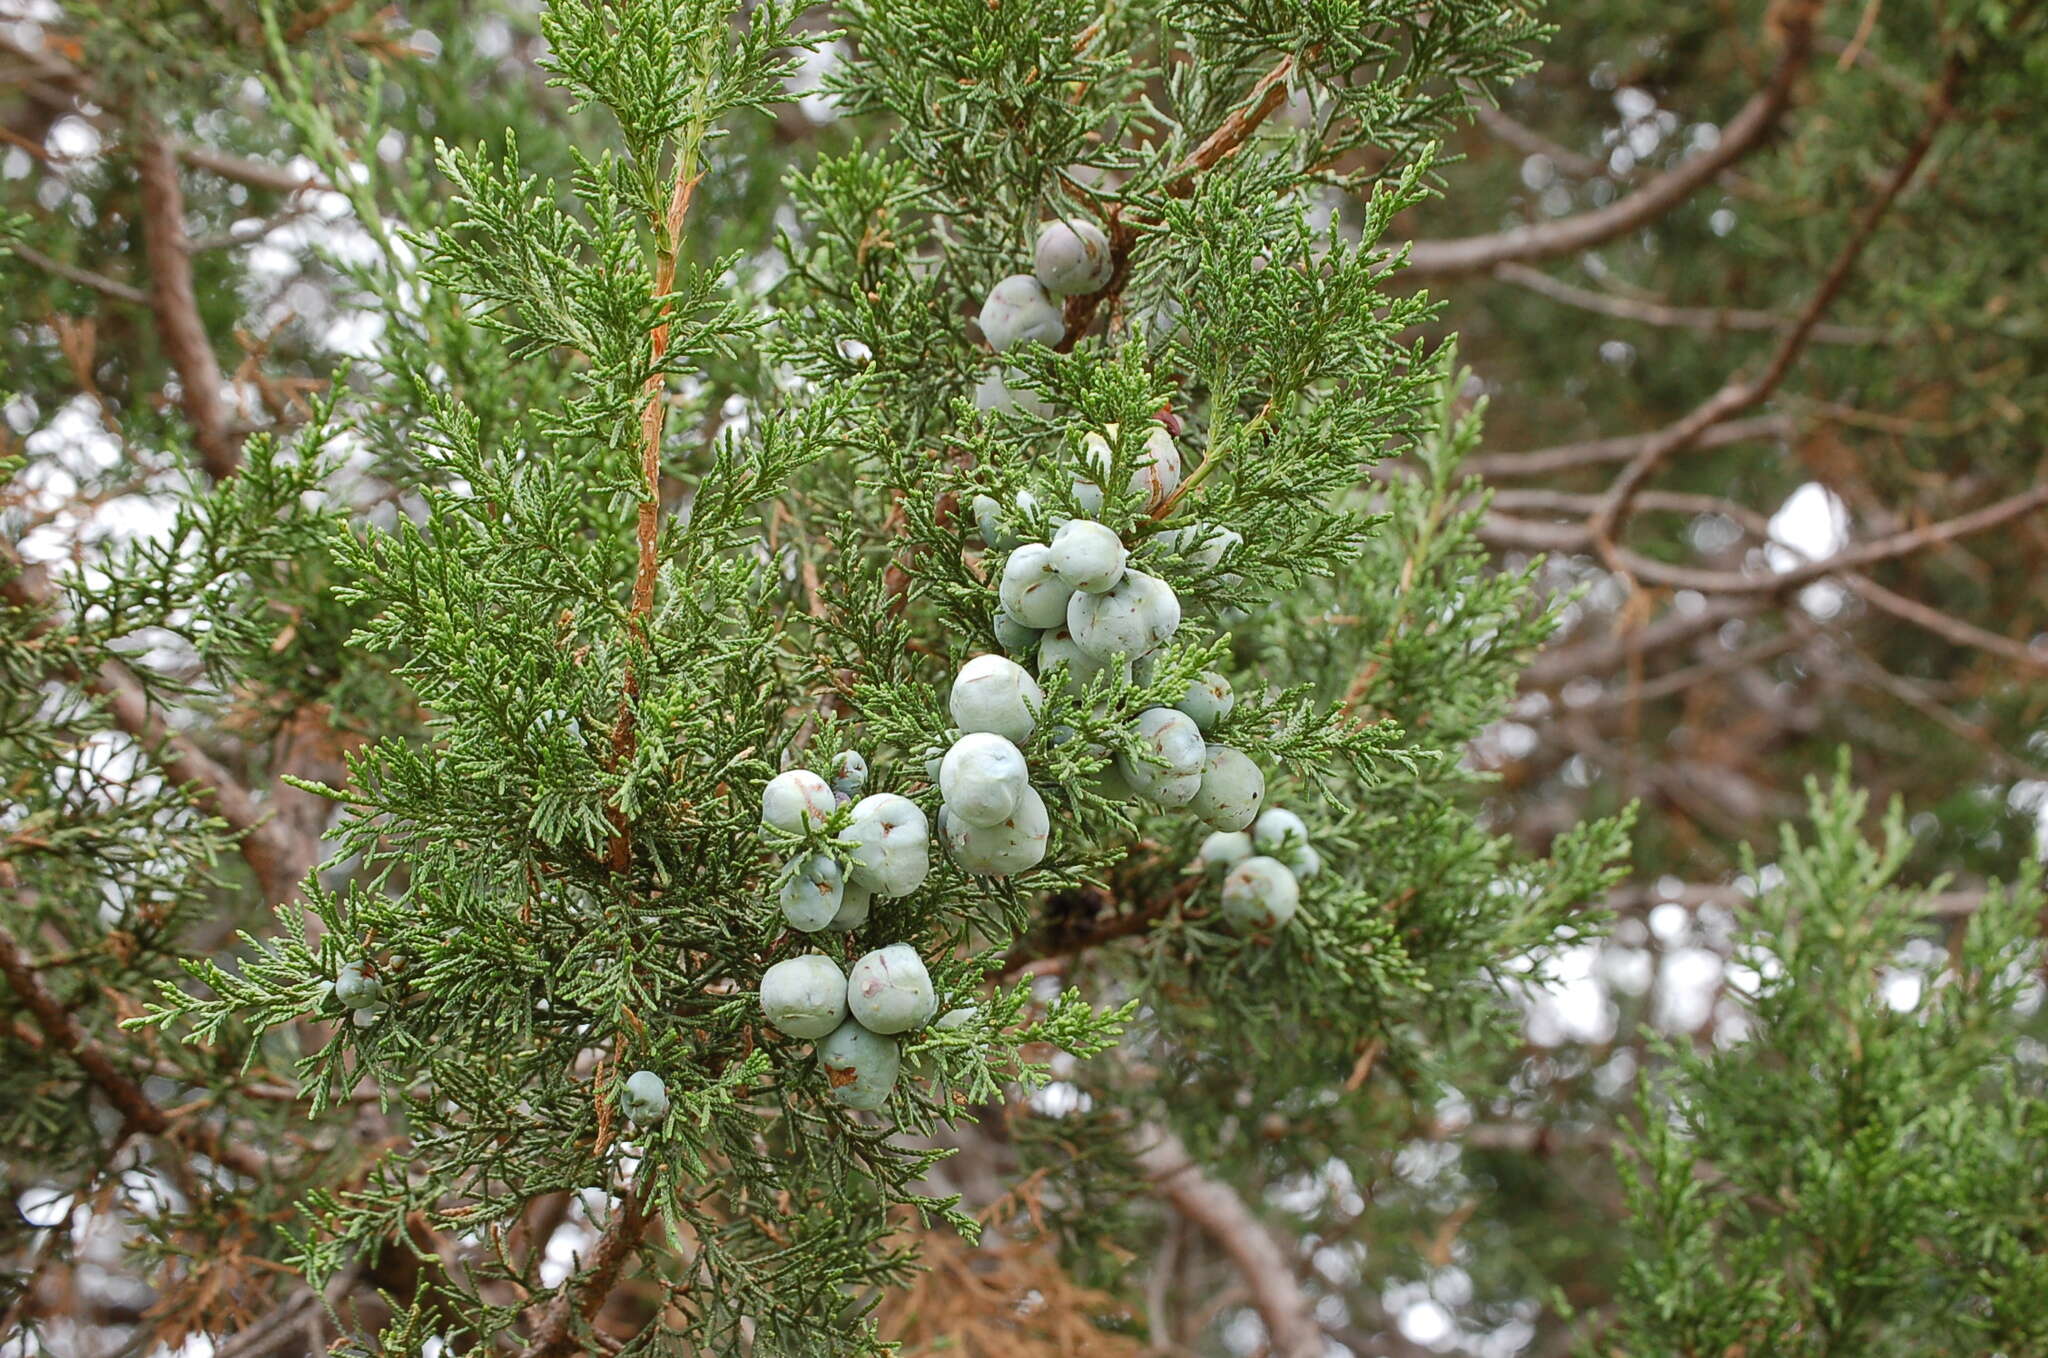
1253, 808, 1309, 856
1151, 521, 1242, 570
978, 274, 1064, 352
973, 493, 1015, 550
1220, 854, 1300, 931
1075, 424, 1181, 514
1174, 670, 1235, 732
1188, 744, 1264, 831
1049, 518, 1127, 594
827, 880, 874, 930
1067, 569, 1179, 661
760, 954, 850, 1038
1037, 625, 1126, 695
1118, 707, 1205, 806
1034, 217, 1113, 296
939, 731, 1029, 828
950, 653, 1044, 744
334, 962, 383, 1009
1288, 844, 1323, 881
975, 366, 1053, 416
761, 769, 834, 834
621, 1069, 670, 1124
819, 1018, 901, 1110
780, 852, 846, 931
840, 794, 929, 897
993, 609, 1040, 653
847, 943, 938, 1035
830, 751, 868, 800
1199, 829, 1254, 875
999, 543, 1076, 630
941, 785, 1051, 876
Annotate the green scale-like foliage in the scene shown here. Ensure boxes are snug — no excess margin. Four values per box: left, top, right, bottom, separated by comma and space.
1608, 773, 2048, 1355
1, 0, 1646, 1352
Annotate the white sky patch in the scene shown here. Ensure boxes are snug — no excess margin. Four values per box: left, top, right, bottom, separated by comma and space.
786, 41, 845, 123
2007, 779, 2048, 859
1767, 481, 1851, 618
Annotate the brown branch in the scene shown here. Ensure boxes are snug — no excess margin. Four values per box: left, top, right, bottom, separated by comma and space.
177, 144, 325, 196
997, 874, 1200, 980
137, 129, 242, 481
0, 920, 272, 1180
1589, 58, 1963, 574
1519, 597, 1763, 690
606, 137, 706, 873
1129, 1123, 1321, 1358
517, 1182, 652, 1358
1465, 92, 1607, 181
1490, 262, 1885, 345
1486, 474, 2048, 679
2, 562, 315, 901
1617, 481, 2048, 597
1844, 573, 2048, 676
1056, 50, 1304, 350
1466, 414, 1791, 481
5, 241, 151, 305
1166, 55, 1298, 196
1402, 0, 1822, 278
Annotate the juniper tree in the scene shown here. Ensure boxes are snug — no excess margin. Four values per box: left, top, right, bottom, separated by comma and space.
1607, 775, 2048, 1356
4, 3, 2044, 1358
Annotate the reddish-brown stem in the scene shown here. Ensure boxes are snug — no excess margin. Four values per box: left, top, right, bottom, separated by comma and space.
0, 920, 272, 1181
607, 157, 705, 872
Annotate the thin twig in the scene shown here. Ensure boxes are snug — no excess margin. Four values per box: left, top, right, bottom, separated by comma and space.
1491, 262, 1885, 345
6, 241, 151, 305
1129, 1123, 1321, 1358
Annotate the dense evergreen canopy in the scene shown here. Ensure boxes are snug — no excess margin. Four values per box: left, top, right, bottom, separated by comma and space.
3, 2, 2043, 1355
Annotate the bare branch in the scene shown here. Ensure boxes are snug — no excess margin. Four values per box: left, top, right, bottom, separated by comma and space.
1490, 262, 1885, 345
1618, 482, 2048, 596
517, 1181, 652, 1358
1588, 58, 1963, 572
1464, 91, 1607, 180
1129, 1123, 1320, 1358
1844, 574, 2048, 676
1403, 1, 1821, 278
177, 144, 325, 196
1, 562, 316, 901
0, 919, 272, 1181
137, 130, 243, 481
1466, 414, 1790, 481
5, 241, 150, 305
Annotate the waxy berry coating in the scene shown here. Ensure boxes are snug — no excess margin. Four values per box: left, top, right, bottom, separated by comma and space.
1034, 218, 1113, 296
978, 274, 1064, 352
840, 794, 930, 898
999, 543, 1076, 630
941, 785, 1051, 876
847, 943, 938, 1035
1187, 744, 1264, 831
819, 1019, 901, 1111
761, 769, 834, 834
760, 954, 850, 1039
940, 732, 1030, 828
780, 852, 846, 931
1220, 854, 1300, 931
950, 654, 1044, 745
